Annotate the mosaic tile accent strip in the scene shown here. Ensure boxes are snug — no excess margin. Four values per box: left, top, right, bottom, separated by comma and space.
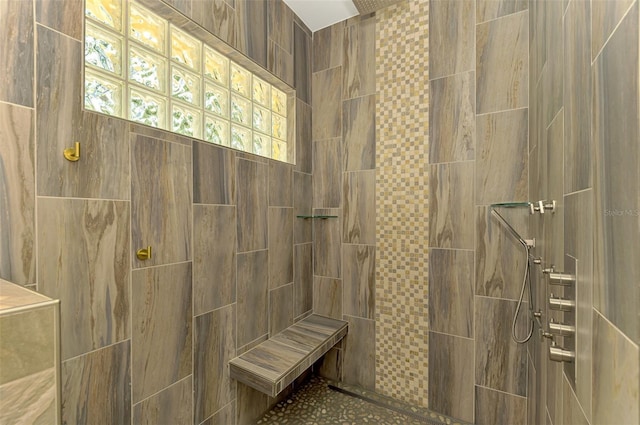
374, 0, 430, 407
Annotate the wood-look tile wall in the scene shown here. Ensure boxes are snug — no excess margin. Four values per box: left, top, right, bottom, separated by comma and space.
311, 11, 378, 395
1, 1, 313, 423
429, 0, 529, 422
528, 1, 639, 424
5, 0, 638, 423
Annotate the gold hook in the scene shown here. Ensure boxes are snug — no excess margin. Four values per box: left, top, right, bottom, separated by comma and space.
136, 246, 152, 261
63, 142, 80, 162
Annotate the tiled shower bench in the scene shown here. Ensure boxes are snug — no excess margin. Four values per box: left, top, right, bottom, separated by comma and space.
229, 314, 348, 397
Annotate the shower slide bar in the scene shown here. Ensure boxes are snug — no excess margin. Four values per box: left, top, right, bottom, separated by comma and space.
489, 205, 535, 249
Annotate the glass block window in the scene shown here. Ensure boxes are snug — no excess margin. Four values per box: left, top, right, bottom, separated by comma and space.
84, 0, 291, 163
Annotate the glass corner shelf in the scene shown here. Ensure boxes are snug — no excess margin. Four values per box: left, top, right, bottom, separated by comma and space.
296, 215, 338, 220
490, 202, 532, 209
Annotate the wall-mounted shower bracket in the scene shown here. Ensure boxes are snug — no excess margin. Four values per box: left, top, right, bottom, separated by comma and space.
543, 200, 557, 213
529, 200, 557, 214
533, 310, 544, 330
540, 328, 554, 341
524, 238, 535, 248
530, 200, 544, 214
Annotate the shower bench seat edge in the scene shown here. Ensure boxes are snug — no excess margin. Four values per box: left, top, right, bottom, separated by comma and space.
229, 314, 348, 397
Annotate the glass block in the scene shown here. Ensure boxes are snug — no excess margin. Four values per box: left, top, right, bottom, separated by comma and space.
253, 133, 271, 157
253, 76, 270, 107
129, 3, 166, 53
172, 102, 201, 137
272, 87, 287, 116
171, 64, 200, 105
171, 27, 201, 70
85, 22, 123, 75
204, 47, 229, 87
252, 105, 271, 135
205, 115, 229, 146
272, 113, 287, 140
272, 139, 287, 162
86, 0, 122, 32
129, 44, 166, 93
231, 125, 252, 152
84, 70, 123, 116
230, 95, 251, 127
129, 88, 166, 128
230, 63, 251, 98
204, 82, 228, 117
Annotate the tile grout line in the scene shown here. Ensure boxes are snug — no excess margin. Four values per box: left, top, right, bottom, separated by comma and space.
591, 0, 638, 64
474, 383, 528, 400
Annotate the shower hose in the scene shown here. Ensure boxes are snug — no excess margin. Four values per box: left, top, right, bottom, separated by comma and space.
512, 243, 534, 344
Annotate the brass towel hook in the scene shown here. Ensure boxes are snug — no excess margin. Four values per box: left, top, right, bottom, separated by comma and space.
63, 142, 80, 162
136, 246, 152, 261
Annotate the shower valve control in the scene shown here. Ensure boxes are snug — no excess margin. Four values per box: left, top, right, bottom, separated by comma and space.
549, 342, 575, 363
548, 294, 575, 312
548, 272, 575, 286
548, 319, 575, 337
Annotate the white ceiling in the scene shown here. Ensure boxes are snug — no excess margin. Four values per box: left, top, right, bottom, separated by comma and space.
283, 0, 359, 32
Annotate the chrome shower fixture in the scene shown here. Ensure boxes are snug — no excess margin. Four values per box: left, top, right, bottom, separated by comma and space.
490, 209, 535, 248
489, 202, 536, 344
529, 199, 557, 214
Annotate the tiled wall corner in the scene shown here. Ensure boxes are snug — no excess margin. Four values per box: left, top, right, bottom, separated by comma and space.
0, 303, 58, 425
0, 2, 313, 423
269, 283, 294, 335
0, 104, 35, 285
529, 0, 640, 424
474, 385, 526, 425
592, 311, 639, 424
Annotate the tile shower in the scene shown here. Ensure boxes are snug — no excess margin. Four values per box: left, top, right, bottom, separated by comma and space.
0, 1, 638, 425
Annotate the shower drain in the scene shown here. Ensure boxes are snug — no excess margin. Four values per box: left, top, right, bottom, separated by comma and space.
256, 376, 473, 425
327, 380, 471, 425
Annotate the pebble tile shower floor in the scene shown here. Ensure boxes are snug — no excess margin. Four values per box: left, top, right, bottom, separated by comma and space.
256, 376, 469, 425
